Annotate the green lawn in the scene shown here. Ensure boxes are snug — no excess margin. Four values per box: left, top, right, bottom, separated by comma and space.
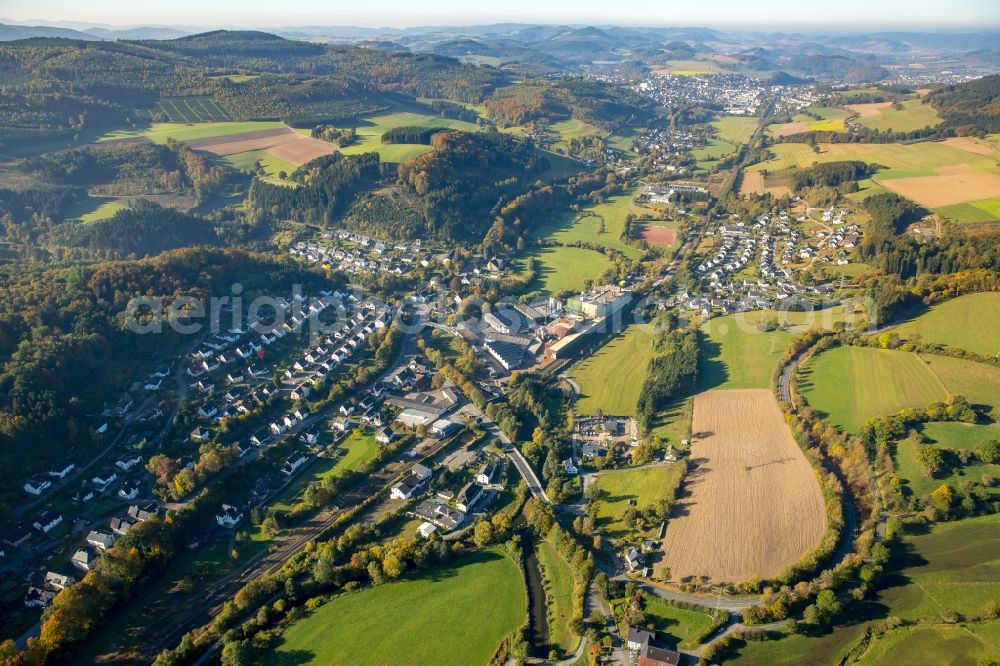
571, 324, 658, 416
262, 550, 526, 666
537, 540, 580, 656
798, 347, 948, 433
699, 315, 794, 390
590, 465, 684, 539
521, 246, 614, 295
921, 353, 1000, 421
893, 293, 1000, 357
641, 596, 721, 650
856, 98, 942, 133
712, 116, 759, 145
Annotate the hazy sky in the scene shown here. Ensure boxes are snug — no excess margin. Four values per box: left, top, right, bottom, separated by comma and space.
3, 0, 999, 29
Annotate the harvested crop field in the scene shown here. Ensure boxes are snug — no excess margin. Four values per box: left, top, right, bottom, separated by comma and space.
661, 389, 827, 585
768, 122, 810, 137
941, 137, 997, 156
846, 101, 892, 117
877, 164, 1000, 208
739, 171, 765, 195
639, 224, 677, 246
186, 127, 335, 166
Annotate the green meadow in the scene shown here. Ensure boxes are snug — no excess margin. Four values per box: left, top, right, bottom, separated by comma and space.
570, 324, 659, 416
892, 292, 1000, 357
261, 550, 525, 666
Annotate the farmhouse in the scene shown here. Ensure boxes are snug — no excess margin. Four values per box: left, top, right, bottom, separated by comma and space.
626, 626, 655, 652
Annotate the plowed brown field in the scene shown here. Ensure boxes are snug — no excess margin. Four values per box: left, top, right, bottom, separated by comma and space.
660, 389, 827, 584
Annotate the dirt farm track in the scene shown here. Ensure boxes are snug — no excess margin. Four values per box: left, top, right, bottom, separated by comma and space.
661, 389, 827, 584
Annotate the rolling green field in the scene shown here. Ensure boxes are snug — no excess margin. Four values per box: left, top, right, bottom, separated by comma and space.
798, 347, 947, 433
641, 596, 721, 650
521, 246, 614, 295
936, 198, 1000, 223
699, 315, 794, 390
590, 464, 684, 539
66, 196, 129, 223
921, 354, 1000, 421
712, 116, 759, 145
261, 550, 525, 666
892, 292, 1000, 357
537, 540, 580, 656
338, 103, 479, 162
855, 98, 942, 133
731, 513, 1000, 665
855, 622, 1000, 666
570, 324, 657, 416
748, 140, 997, 174
98, 121, 286, 144
537, 190, 647, 260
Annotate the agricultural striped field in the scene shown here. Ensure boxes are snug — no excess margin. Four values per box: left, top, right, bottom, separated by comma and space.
153, 97, 232, 123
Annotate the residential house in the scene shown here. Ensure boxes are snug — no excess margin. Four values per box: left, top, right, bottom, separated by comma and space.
118, 480, 140, 500
190, 426, 210, 442
216, 504, 244, 528
23, 475, 52, 496
109, 517, 133, 536
476, 460, 498, 486
416, 522, 438, 539
86, 530, 116, 551
626, 627, 655, 653
71, 547, 99, 571
456, 482, 485, 513
44, 571, 75, 590
624, 546, 644, 572
375, 428, 396, 445
24, 586, 56, 608
115, 454, 143, 472
4, 523, 32, 548
128, 502, 159, 522
47, 460, 75, 479
32, 511, 63, 534
94, 468, 121, 492
282, 452, 309, 476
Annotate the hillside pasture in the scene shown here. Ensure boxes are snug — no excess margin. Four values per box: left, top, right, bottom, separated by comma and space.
853, 97, 942, 133
921, 354, 1000, 421
521, 246, 614, 295
797, 346, 947, 433
894, 423, 1000, 498
661, 390, 827, 584
892, 292, 1000, 356
728, 513, 1000, 665
261, 550, 525, 666
536, 191, 648, 259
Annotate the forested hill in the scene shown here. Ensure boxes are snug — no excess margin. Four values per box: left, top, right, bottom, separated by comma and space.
0, 248, 341, 514
247, 130, 548, 241
0, 31, 508, 147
